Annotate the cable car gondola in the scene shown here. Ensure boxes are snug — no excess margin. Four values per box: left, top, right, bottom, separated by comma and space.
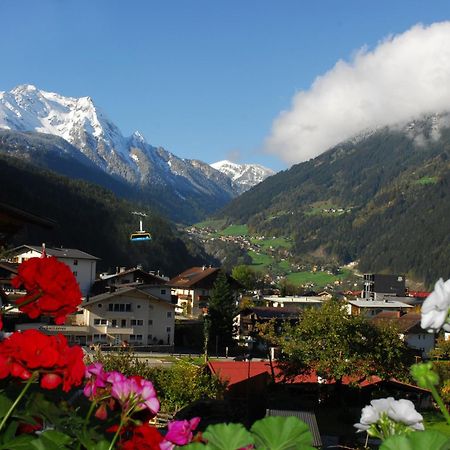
130, 213, 152, 242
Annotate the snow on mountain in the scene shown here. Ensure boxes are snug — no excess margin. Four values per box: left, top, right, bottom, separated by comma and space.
211, 160, 275, 194
0, 85, 272, 220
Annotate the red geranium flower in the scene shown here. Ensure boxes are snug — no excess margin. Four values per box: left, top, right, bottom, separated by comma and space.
118, 423, 164, 450
0, 329, 85, 392
11, 257, 82, 324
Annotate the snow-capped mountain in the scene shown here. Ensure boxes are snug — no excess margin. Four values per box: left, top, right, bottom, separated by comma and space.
211, 160, 275, 194
0, 85, 274, 221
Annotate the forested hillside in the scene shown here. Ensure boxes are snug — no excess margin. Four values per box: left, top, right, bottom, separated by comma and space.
0, 154, 210, 276
217, 120, 450, 286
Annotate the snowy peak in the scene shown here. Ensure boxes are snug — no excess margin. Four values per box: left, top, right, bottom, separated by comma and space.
211, 160, 275, 193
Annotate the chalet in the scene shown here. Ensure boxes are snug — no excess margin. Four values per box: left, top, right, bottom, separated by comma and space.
6, 245, 99, 296
169, 266, 241, 317
91, 267, 168, 296
16, 286, 175, 348
371, 311, 435, 358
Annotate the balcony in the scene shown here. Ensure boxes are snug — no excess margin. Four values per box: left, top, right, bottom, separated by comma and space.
105, 326, 133, 335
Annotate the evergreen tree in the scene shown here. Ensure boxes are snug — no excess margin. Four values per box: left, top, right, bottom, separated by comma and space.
207, 271, 238, 353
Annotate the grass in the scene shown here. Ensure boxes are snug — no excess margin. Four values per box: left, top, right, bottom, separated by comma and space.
416, 176, 439, 185
218, 224, 249, 236
248, 250, 275, 270
422, 411, 450, 437
286, 268, 352, 287
250, 236, 292, 249
194, 219, 226, 229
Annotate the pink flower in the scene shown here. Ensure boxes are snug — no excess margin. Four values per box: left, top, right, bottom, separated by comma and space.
107, 373, 160, 416
84, 362, 107, 398
165, 417, 201, 446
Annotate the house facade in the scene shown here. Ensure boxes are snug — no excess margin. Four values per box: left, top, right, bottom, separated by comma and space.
6, 245, 99, 296
15, 286, 175, 348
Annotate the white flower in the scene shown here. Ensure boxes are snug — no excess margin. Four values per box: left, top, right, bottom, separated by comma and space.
354, 397, 396, 431
387, 399, 424, 429
421, 278, 450, 333
354, 397, 424, 433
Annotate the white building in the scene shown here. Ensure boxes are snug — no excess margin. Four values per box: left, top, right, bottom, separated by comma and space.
79, 286, 175, 346
346, 299, 413, 317
6, 245, 99, 296
263, 295, 323, 309
16, 286, 175, 348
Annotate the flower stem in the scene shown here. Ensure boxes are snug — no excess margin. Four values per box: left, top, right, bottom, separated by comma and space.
108, 417, 125, 450
430, 384, 450, 426
77, 400, 97, 450
0, 372, 36, 432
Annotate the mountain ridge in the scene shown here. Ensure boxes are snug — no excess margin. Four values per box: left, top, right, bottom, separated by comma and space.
0, 84, 273, 223
216, 113, 450, 285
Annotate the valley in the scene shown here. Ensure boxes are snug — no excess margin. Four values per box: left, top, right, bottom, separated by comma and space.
186, 219, 358, 292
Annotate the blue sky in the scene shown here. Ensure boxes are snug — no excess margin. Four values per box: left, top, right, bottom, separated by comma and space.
1, 1, 450, 171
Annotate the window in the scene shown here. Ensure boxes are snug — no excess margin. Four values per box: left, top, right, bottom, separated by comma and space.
131, 320, 143, 326
161, 289, 166, 295
97, 304, 102, 308
137, 305, 141, 309
166, 327, 171, 333
147, 334, 152, 340
109, 304, 113, 311
73, 259, 78, 266
112, 303, 132, 312
73, 271, 78, 277
130, 335, 143, 341
111, 319, 118, 327
167, 312, 172, 318
148, 320, 153, 326
94, 319, 107, 325
121, 319, 127, 327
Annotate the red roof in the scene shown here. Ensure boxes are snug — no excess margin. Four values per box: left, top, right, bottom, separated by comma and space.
208, 361, 272, 386
407, 291, 430, 299
207, 361, 429, 392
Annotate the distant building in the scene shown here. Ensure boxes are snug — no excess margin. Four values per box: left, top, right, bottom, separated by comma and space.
91, 267, 168, 296
169, 266, 241, 317
346, 299, 413, 317
362, 274, 406, 301
6, 245, 99, 296
371, 311, 435, 358
262, 295, 323, 309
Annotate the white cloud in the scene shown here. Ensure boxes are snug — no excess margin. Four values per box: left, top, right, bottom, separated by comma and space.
265, 22, 450, 165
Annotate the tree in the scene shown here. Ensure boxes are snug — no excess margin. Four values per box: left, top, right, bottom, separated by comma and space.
259, 300, 412, 384
231, 265, 258, 291
430, 336, 450, 360
208, 271, 238, 352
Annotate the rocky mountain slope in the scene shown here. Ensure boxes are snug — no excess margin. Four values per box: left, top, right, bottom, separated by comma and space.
211, 160, 275, 194
0, 85, 271, 222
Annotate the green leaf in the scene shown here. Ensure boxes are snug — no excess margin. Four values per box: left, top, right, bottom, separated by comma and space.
0, 393, 13, 418
0, 434, 35, 450
251, 416, 314, 450
39, 430, 73, 446
380, 430, 450, 450
86, 440, 111, 450
178, 444, 206, 450
2, 420, 19, 444
202, 423, 254, 450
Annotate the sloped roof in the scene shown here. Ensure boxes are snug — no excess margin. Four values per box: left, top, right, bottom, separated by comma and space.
371, 312, 423, 333
9, 245, 100, 260
207, 361, 429, 392
84, 286, 175, 308
169, 267, 220, 288
240, 306, 300, 320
